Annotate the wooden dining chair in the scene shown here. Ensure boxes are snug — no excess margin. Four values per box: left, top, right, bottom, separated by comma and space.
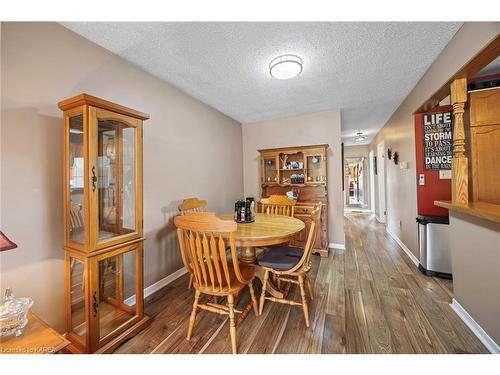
260, 194, 296, 216
174, 212, 259, 354
259, 195, 297, 258
257, 203, 321, 327
178, 197, 207, 214
178, 197, 208, 289
69, 202, 85, 290
69, 202, 84, 232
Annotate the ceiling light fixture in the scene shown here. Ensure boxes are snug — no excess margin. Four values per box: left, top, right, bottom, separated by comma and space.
269, 55, 303, 80
354, 131, 366, 142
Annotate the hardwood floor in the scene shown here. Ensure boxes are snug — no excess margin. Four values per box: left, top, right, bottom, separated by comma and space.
114, 213, 488, 354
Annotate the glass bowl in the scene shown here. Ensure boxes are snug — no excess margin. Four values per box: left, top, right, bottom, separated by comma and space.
0, 297, 34, 337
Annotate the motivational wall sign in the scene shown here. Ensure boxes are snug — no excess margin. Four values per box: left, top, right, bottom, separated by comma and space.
423, 111, 453, 170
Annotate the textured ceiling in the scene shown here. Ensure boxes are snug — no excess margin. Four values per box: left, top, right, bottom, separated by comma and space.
61, 22, 462, 145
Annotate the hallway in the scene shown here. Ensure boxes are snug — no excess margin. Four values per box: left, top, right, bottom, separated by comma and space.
114, 212, 487, 354
341, 213, 486, 353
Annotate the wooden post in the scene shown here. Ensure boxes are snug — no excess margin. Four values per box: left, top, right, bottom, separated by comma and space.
450, 78, 469, 206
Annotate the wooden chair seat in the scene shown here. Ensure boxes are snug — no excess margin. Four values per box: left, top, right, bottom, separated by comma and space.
257, 251, 300, 270
261, 245, 304, 258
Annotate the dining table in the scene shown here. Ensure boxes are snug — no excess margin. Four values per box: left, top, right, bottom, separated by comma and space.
218, 212, 305, 299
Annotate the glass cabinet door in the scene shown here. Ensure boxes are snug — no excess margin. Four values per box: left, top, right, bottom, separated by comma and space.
263, 157, 277, 184
96, 247, 139, 343
67, 113, 86, 246
306, 154, 326, 183
91, 108, 140, 247
69, 256, 86, 340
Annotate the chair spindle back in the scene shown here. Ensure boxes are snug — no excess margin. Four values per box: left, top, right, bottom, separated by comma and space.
178, 197, 207, 215
260, 195, 296, 217
174, 213, 248, 292
69, 202, 84, 230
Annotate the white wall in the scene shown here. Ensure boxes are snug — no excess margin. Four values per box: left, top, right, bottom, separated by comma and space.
242, 110, 344, 246
343, 144, 370, 158
449, 212, 500, 346
369, 22, 500, 258
0, 22, 243, 331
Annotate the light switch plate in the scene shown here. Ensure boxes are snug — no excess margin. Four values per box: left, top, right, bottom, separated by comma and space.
419, 174, 425, 186
439, 170, 452, 179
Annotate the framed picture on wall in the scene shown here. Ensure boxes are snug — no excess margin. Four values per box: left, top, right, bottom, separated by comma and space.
422, 110, 453, 170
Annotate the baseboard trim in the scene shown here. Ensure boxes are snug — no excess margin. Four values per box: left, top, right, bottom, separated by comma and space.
385, 228, 419, 267
328, 242, 346, 250
125, 267, 188, 306
450, 299, 500, 354
344, 208, 373, 213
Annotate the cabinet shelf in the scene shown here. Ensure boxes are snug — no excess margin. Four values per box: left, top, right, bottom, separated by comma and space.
261, 182, 326, 188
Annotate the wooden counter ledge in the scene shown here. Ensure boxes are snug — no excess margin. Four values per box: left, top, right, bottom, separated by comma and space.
0, 312, 69, 354
435, 200, 500, 224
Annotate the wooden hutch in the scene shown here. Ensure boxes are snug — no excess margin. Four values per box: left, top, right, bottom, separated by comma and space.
258, 144, 329, 256
58, 94, 150, 353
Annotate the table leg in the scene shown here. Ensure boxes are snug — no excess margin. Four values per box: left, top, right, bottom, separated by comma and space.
239, 246, 256, 264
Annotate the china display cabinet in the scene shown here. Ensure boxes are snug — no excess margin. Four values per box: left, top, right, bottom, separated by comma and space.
58, 94, 150, 353
258, 144, 329, 256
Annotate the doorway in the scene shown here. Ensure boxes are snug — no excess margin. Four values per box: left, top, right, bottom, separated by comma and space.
376, 141, 387, 223
344, 157, 369, 210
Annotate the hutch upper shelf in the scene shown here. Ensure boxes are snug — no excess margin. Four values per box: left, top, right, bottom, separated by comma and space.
259, 144, 328, 187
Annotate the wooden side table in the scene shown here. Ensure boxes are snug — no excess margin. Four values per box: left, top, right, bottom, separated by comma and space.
0, 312, 70, 354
